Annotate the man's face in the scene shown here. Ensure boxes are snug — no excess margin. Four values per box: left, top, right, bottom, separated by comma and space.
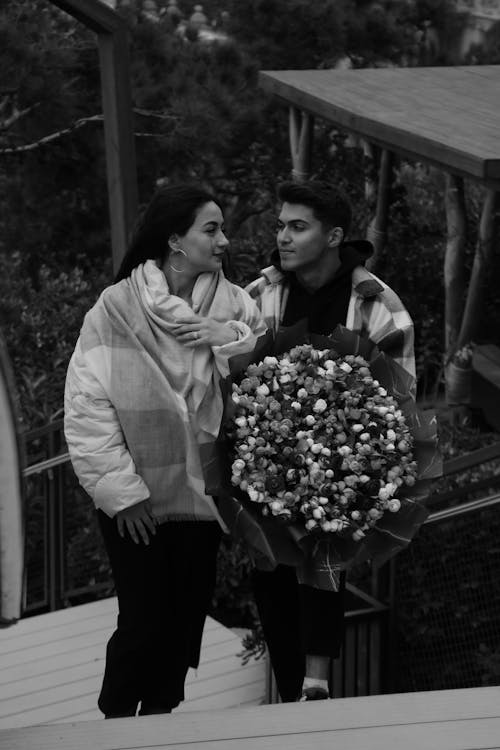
276, 202, 331, 273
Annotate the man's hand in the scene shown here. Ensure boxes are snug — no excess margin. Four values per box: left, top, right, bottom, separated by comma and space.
116, 499, 157, 545
171, 315, 238, 348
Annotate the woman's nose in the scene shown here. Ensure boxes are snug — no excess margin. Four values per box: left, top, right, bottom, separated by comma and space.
218, 231, 229, 247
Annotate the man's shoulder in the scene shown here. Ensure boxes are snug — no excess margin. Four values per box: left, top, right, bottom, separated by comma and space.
245, 266, 285, 296
352, 267, 410, 317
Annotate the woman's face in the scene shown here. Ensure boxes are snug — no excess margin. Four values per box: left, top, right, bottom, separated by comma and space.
174, 201, 228, 276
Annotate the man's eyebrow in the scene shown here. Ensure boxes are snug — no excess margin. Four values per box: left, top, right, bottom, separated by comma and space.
203, 220, 219, 227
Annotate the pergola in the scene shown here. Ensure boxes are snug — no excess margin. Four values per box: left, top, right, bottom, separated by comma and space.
259, 66, 500, 367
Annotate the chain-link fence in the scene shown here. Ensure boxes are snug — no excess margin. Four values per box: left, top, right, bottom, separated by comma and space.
392, 496, 500, 692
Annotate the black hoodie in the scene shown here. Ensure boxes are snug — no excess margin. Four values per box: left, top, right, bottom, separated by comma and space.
274, 240, 373, 335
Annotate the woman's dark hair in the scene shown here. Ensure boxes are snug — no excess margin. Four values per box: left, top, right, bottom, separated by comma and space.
277, 180, 352, 236
114, 183, 218, 282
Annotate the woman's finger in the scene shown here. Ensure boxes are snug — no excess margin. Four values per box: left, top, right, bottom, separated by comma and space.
126, 518, 140, 544
117, 517, 125, 538
135, 519, 150, 546
143, 513, 157, 537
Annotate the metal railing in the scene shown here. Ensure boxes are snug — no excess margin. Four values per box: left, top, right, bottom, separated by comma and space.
22, 419, 112, 614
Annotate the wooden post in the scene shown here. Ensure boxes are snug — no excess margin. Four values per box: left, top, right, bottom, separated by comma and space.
454, 188, 499, 350
444, 174, 467, 355
289, 106, 313, 183
98, 29, 138, 274
366, 148, 393, 271
50, 0, 138, 274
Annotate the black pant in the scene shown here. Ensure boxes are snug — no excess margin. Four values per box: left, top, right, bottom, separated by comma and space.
97, 512, 221, 717
252, 564, 346, 702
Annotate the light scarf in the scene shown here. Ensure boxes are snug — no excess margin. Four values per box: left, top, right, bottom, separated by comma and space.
79, 260, 265, 522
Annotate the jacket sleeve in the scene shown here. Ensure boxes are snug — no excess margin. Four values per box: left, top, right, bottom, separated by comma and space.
64, 339, 150, 517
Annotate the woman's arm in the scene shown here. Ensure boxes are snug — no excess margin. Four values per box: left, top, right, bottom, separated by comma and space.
64, 340, 152, 519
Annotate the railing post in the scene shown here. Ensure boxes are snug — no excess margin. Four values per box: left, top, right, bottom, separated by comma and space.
46, 427, 64, 611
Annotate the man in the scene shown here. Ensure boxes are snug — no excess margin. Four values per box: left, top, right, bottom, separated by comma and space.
245, 180, 415, 702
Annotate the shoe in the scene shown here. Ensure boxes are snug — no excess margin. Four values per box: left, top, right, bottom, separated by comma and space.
299, 686, 330, 701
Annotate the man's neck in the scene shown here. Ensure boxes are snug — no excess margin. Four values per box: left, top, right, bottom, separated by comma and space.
294, 252, 342, 292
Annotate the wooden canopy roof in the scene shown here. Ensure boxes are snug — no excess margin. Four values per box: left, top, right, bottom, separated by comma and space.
259, 66, 500, 185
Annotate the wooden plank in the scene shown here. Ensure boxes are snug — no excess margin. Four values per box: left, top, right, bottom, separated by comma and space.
259, 67, 500, 183
1, 687, 500, 750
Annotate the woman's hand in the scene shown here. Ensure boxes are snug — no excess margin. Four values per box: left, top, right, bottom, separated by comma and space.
172, 315, 238, 348
116, 499, 157, 545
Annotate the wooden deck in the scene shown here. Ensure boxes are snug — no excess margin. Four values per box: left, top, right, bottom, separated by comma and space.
1, 686, 499, 749
259, 66, 500, 184
0, 597, 266, 730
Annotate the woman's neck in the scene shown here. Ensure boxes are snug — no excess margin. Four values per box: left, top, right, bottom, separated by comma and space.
161, 262, 196, 302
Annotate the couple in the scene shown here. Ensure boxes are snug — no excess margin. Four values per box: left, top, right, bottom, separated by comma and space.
64, 180, 415, 717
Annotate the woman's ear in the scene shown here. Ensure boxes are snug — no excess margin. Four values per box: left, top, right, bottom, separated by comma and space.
328, 227, 344, 248
168, 234, 180, 252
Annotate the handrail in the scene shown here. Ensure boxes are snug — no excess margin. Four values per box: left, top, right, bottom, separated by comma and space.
426, 490, 500, 524
23, 452, 71, 477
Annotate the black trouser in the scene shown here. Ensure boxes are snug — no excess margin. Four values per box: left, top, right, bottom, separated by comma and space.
97, 512, 221, 717
252, 564, 346, 702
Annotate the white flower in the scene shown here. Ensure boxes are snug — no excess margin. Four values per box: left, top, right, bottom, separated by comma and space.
291, 401, 302, 412
319, 496, 329, 505
359, 432, 370, 442
305, 415, 316, 426
352, 423, 364, 433
256, 384, 270, 397
339, 362, 352, 373
305, 519, 317, 530
352, 529, 365, 541
338, 445, 352, 457
312, 508, 324, 519
297, 388, 308, 400
351, 510, 362, 521
232, 459, 245, 473
235, 416, 247, 428
321, 447, 331, 457
378, 487, 391, 502
388, 498, 401, 512
263, 356, 279, 366
313, 398, 328, 413
311, 443, 323, 454
270, 501, 283, 512
248, 488, 260, 502
386, 429, 396, 441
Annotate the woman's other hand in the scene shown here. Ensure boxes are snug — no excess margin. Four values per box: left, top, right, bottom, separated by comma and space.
172, 315, 238, 348
116, 499, 157, 545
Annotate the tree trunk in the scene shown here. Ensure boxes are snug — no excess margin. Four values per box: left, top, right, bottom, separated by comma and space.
289, 106, 313, 183
444, 173, 466, 357
366, 148, 393, 272
456, 188, 499, 350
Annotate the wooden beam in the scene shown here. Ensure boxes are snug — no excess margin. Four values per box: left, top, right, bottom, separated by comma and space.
49, 0, 138, 273
98, 29, 138, 274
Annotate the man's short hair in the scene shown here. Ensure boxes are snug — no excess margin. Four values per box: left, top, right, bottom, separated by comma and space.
277, 180, 352, 235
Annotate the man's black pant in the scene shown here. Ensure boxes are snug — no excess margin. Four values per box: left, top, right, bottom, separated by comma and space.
97, 512, 221, 717
252, 564, 346, 702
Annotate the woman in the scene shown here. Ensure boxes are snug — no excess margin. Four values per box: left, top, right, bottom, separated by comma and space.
64, 184, 265, 718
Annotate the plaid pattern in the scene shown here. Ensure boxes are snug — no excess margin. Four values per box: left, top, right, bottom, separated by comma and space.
246, 264, 415, 385
65, 260, 265, 521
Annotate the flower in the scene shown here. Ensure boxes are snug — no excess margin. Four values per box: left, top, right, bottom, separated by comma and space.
225, 344, 417, 541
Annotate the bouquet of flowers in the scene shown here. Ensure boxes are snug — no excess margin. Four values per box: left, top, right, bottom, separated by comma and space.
228, 344, 417, 542
201, 324, 440, 590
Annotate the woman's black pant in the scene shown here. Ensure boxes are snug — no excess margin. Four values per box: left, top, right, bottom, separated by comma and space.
97, 512, 221, 717
252, 564, 346, 702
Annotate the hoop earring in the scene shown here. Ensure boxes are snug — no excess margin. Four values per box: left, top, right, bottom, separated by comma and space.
168, 246, 187, 274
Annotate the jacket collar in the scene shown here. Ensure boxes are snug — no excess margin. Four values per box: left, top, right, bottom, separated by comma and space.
260, 264, 383, 298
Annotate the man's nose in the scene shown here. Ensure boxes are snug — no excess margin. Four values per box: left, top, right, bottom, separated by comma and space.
278, 227, 291, 243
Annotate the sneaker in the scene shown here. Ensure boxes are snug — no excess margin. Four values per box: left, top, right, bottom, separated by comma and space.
299, 686, 330, 701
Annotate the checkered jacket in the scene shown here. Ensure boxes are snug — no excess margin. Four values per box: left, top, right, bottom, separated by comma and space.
245, 265, 415, 386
